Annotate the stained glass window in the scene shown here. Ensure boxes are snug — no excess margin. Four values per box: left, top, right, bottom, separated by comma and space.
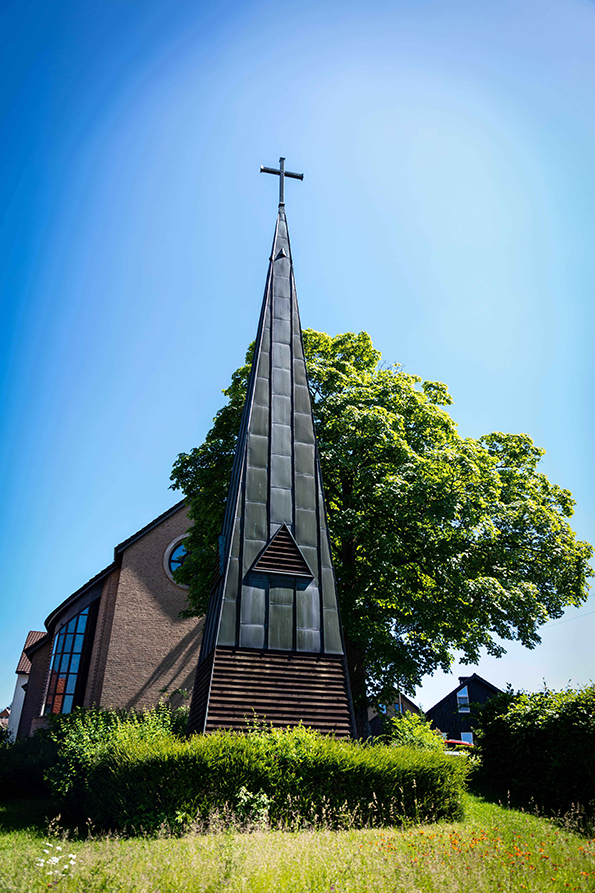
44, 606, 95, 715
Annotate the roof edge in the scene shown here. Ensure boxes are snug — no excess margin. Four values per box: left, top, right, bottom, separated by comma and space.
43, 500, 188, 633
425, 673, 503, 717
114, 499, 187, 555
44, 561, 115, 633
24, 632, 50, 661
17, 630, 48, 671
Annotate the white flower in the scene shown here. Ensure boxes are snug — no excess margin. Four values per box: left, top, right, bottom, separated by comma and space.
56, 846, 62, 851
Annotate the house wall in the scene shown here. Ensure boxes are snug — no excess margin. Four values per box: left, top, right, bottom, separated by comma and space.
6, 673, 28, 741
427, 677, 500, 740
427, 694, 472, 740
99, 506, 203, 710
17, 638, 52, 738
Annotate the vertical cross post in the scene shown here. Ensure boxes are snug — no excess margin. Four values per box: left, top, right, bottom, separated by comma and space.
260, 157, 304, 205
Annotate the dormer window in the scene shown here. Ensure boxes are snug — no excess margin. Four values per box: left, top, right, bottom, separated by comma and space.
457, 686, 470, 713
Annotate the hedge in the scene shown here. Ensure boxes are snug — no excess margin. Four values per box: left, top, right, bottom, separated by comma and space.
474, 684, 595, 815
0, 729, 58, 798
44, 708, 468, 832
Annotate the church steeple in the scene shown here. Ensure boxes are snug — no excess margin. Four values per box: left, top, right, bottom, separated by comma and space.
187, 164, 355, 737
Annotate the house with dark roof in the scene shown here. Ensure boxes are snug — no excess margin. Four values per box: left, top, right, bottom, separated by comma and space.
425, 674, 502, 744
12, 501, 203, 738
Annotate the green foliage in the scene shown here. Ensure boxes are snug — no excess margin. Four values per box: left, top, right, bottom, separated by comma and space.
0, 725, 10, 749
170, 350, 251, 614
171, 330, 593, 723
474, 683, 595, 815
0, 729, 58, 799
0, 705, 188, 803
45, 705, 188, 802
380, 711, 445, 751
45, 709, 467, 832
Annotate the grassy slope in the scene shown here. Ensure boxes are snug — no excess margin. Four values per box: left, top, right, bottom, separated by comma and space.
1, 795, 594, 892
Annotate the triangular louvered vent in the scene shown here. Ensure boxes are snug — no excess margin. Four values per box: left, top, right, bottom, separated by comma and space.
251, 525, 313, 577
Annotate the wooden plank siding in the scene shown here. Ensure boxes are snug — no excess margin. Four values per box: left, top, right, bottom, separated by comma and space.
188, 647, 354, 737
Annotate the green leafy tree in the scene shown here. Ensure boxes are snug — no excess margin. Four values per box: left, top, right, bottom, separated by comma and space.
171, 331, 593, 736
380, 711, 445, 751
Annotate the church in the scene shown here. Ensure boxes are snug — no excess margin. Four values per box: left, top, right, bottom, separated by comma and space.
11, 500, 201, 739
10, 159, 355, 740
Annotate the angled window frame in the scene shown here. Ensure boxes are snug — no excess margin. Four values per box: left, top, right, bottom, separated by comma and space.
43, 600, 99, 716
457, 685, 470, 713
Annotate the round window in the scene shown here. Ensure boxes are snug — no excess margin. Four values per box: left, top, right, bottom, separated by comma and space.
169, 542, 188, 576
164, 537, 189, 587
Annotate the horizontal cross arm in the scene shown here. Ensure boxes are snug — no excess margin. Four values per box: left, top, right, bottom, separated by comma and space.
260, 166, 304, 180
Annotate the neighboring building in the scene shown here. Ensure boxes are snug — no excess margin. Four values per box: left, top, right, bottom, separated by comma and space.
369, 692, 421, 737
6, 630, 45, 741
425, 674, 502, 744
0, 707, 10, 731
14, 500, 203, 738
391, 692, 421, 716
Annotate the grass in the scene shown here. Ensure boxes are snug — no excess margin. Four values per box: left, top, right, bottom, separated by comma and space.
1, 794, 594, 892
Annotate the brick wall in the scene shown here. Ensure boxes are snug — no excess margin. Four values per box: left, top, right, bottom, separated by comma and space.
17, 637, 52, 738
84, 568, 120, 707
99, 505, 203, 710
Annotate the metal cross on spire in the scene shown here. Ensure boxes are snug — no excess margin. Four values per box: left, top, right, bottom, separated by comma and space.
260, 156, 303, 205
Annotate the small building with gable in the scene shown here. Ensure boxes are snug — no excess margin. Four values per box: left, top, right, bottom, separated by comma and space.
425, 673, 502, 744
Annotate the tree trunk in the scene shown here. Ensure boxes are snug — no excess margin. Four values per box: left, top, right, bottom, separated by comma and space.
344, 637, 371, 739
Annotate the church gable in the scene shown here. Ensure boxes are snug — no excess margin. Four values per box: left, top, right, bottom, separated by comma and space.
16, 501, 203, 737
97, 503, 201, 711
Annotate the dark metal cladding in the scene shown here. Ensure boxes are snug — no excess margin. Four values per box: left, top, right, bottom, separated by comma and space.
188, 199, 355, 737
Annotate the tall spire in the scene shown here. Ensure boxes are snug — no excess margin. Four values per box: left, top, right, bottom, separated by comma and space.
187, 168, 355, 737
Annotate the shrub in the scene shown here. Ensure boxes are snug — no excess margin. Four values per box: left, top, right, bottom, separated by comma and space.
474, 684, 595, 815
0, 725, 10, 748
0, 729, 58, 798
45, 704, 188, 801
0, 703, 187, 801
379, 712, 445, 751
45, 709, 468, 832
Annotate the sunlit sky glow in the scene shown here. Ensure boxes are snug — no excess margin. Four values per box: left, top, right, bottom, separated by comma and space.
2, 0, 595, 710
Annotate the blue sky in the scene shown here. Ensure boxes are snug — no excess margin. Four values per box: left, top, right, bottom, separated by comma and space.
2, 0, 595, 711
